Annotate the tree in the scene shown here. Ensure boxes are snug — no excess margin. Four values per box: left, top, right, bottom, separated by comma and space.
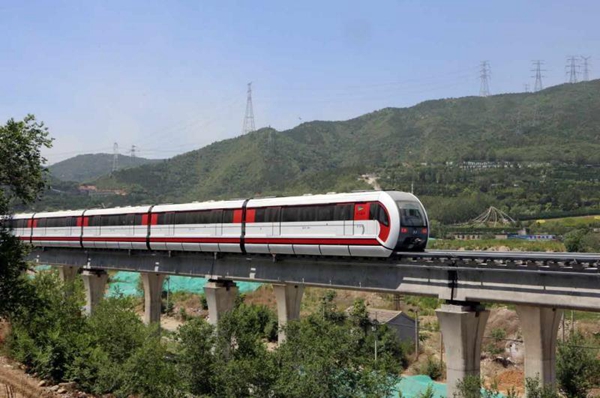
0, 115, 52, 318
557, 333, 600, 398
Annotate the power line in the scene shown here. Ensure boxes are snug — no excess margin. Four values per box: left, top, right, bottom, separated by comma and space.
531, 60, 545, 92
479, 61, 491, 97
566, 56, 580, 83
581, 56, 592, 81
242, 82, 256, 134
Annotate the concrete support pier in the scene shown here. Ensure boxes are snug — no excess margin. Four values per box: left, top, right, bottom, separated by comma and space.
141, 273, 165, 325
81, 270, 108, 316
516, 305, 563, 386
436, 303, 489, 397
273, 283, 304, 342
57, 265, 78, 283
204, 280, 238, 326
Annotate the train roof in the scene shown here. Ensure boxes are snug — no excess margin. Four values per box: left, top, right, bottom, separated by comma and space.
85, 206, 152, 216
12, 213, 35, 219
33, 210, 85, 218
247, 191, 417, 208
153, 200, 246, 213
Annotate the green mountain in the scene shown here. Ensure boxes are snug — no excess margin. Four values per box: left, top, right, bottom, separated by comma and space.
95, 80, 600, 199
30, 80, 600, 224
48, 153, 162, 182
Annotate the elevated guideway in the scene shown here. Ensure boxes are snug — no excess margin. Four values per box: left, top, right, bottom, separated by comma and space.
28, 248, 600, 310
26, 247, 600, 396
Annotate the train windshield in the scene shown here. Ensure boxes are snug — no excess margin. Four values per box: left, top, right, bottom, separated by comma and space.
396, 201, 426, 227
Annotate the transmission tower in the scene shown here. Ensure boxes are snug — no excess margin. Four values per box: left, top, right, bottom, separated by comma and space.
531, 60, 545, 92
129, 145, 137, 158
242, 82, 256, 134
581, 56, 591, 81
523, 84, 530, 93
566, 56, 579, 83
479, 61, 491, 97
112, 142, 119, 173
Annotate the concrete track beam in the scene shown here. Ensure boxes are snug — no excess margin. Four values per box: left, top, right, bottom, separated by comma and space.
436, 303, 489, 398
273, 283, 304, 342
204, 280, 238, 326
142, 273, 165, 325
81, 270, 108, 316
516, 305, 563, 387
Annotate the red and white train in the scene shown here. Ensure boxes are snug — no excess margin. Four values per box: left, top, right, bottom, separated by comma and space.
6, 191, 429, 257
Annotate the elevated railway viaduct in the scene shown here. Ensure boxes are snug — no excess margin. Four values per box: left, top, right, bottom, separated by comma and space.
29, 248, 600, 397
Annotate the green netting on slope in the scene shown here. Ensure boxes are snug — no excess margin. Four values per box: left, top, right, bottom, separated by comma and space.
107, 271, 261, 297
394, 375, 446, 397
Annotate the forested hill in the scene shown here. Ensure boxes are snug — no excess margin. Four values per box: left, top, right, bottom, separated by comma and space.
91, 80, 600, 204
48, 154, 161, 182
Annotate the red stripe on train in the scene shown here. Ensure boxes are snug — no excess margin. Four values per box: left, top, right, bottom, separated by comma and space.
27, 237, 381, 246
245, 238, 381, 246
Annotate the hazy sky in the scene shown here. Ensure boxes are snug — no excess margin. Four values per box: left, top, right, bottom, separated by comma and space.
1, 0, 598, 164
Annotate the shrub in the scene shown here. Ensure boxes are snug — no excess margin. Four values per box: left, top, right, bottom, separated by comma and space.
420, 357, 444, 381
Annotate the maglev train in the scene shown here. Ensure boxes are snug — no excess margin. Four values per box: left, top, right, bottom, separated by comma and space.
6, 191, 429, 257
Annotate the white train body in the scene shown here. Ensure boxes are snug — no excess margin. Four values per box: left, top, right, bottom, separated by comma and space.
8, 191, 429, 257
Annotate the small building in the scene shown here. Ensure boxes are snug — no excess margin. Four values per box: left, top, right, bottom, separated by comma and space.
366, 308, 416, 343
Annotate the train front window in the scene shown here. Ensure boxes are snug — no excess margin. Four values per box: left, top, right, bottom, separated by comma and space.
396, 201, 426, 227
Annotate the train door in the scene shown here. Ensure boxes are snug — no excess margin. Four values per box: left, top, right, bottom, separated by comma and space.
214, 210, 223, 236
270, 207, 281, 237
338, 204, 354, 236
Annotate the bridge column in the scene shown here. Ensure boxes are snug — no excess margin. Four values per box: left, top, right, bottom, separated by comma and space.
57, 265, 78, 283
141, 273, 165, 325
436, 303, 489, 398
516, 305, 563, 386
204, 280, 238, 326
81, 270, 108, 316
273, 283, 304, 342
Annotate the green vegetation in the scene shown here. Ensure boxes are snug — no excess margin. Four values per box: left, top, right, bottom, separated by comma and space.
4, 277, 407, 398
0, 115, 52, 318
49, 153, 161, 182
29, 80, 600, 227
429, 239, 566, 252
556, 333, 600, 397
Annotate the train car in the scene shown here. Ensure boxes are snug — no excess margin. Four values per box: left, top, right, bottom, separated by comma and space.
32, 210, 84, 248
149, 200, 245, 253
244, 191, 428, 257
82, 206, 152, 250
4, 213, 35, 243
9, 191, 428, 257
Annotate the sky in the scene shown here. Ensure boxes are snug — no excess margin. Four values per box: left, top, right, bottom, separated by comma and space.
1, 0, 598, 164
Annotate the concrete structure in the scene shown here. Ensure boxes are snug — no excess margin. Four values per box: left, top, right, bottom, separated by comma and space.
81, 270, 108, 315
29, 248, 600, 397
141, 273, 165, 325
204, 280, 238, 326
436, 303, 489, 398
273, 284, 304, 342
516, 305, 563, 384
57, 265, 78, 283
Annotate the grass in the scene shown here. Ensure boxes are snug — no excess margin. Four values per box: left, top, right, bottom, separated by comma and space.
429, 239, 565, 252
532, 215, 600, 228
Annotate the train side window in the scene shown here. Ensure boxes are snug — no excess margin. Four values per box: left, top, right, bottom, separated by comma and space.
317, 205, 335, 221
298, 206, 317, 222
282, 207, 298, 222
174, 212, 188, 225
334, 204, 353, 221
266, 207, 280, 222
369, 204, 389, 226
157, 213, 174, 225
210, 210, 223, 224
134, 214, 144, 225
255, 208, 266, 223
223, 209, 234, 223
38, 218, 47, 228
